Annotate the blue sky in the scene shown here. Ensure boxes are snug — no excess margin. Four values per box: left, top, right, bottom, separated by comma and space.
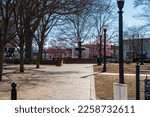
113, 0, 144, 27
122, 0, 144, 27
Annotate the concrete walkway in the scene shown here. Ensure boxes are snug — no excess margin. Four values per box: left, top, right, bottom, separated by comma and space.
4, 64, 96, 100
97, 72, 150, 77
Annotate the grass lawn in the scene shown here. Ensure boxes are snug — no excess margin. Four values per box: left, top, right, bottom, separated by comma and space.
93, 63, 150, 100
94, 63, 150, 74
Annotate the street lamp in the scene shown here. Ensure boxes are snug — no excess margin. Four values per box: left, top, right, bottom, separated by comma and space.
102, 24, 107, 72
117, 0, 125, 84
141, 37, 144, 65
97, 34, 102, 65
99, 34, 102, 65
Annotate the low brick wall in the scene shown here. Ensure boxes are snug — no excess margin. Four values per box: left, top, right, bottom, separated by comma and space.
13, 58, 97, 65
63, 58, 97, 64
32, 59, 63, 66
39, 60, 56, 65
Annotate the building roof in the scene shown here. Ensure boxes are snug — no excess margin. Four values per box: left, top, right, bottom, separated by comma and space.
124, 38, 150, 41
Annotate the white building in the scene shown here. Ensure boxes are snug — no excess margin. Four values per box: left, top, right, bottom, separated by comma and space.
123, 38, 150, 59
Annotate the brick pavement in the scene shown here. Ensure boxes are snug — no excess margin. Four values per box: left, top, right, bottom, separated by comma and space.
22, 64, 95, 100
1, 64, 96, 100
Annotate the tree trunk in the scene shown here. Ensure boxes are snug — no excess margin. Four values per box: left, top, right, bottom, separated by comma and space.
20, 44, 24, 72
25, 29, 33, 64
25, 17, 41, 64
40, 43, 44, 60
0, 33, 4, 81
40, 49, 43, 60
36, 45, 42, 68
0, 55, 4, 81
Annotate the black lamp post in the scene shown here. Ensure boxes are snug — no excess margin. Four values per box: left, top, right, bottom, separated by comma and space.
102, 25, 107, 72
98, 34, 102, 65
141, 37, 144, 65
117, 0, 125, 84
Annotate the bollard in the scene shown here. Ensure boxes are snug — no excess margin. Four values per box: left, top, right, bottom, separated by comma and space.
136, 62, 140, 100
11, 82, 17, 100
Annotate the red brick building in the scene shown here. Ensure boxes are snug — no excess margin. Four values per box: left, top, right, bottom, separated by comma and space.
43, 48, 72, 59
84, 43, 114, 58
43, 42, 115, 59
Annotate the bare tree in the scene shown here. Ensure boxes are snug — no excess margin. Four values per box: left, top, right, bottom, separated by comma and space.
124, 26, 145, 58
24, 0, 93, 63
34, 14, 60, 68
134, 0, 150, 36
54, 0, 92, 47
12, 0, 48, 72
24, 0, 60, 63
134, 0, 149, 7
53, 0, 117, 48
92, 0, 117, 43
0, 0, 16, 81
12, 0, 28, 72
33, 0, 93, 67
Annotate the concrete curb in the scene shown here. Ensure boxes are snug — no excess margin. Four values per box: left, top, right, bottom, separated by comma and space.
95, 72, 150, 77
90, 66, 96, 100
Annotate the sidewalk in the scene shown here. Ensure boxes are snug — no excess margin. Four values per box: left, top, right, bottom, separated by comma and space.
97, 72, 150, 77
0, 64, 96, 100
